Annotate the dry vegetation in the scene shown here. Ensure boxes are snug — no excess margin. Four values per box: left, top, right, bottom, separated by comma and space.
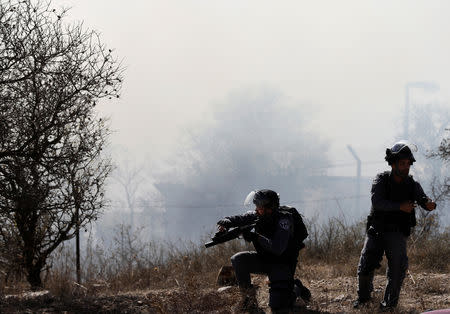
0, 218, 449, 313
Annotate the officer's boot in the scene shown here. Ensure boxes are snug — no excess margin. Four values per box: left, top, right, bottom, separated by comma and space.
238, 285, 258, 312
294, 278, 311, 303
353, 273, 374, 308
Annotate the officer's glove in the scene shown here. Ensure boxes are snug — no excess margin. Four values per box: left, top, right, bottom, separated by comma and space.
217, 219, 231, 228
217, 219, 232, 233
242, 230, 257, 242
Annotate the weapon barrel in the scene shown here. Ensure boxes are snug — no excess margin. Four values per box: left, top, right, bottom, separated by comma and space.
204, 223, 256, 248
204, 241, 216, 248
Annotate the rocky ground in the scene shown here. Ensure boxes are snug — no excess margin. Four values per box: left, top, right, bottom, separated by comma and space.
0, 272, 448, 313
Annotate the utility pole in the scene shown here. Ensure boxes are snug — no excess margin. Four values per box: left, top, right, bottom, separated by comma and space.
347, 145, 361, 212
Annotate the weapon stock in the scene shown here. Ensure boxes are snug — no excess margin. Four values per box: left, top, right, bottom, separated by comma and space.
205, 223, 256, 248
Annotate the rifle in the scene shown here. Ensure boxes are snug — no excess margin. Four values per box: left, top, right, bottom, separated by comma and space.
204, 223, 256, 248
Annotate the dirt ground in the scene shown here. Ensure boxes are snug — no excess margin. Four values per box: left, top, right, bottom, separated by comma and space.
0, 272, 448, 313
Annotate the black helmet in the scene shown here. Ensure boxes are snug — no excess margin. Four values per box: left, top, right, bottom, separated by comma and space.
385, 141, 417, 165
244, 189, 280, 210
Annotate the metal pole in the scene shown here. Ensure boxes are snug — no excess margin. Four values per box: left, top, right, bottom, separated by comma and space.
75, 205, 81, 284
347, 145, 361, 212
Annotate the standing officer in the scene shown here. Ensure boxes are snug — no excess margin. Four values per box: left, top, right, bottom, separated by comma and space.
217, 189, 309, 313
353, 141, 436, 311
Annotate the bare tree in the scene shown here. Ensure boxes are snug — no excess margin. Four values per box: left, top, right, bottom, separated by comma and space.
0, 0, 122, 288
103, 155, 166, 241
112, 159, 144, 230
430, 134, 450, 200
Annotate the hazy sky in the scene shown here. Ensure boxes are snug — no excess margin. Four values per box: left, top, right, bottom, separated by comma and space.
60, 0, 450, 177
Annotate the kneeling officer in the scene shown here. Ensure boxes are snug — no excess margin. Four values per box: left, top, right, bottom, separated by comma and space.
216, 189, 309, 313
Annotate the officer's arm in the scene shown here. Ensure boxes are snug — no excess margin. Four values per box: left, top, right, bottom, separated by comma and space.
371, 174, 401, 211
254, 218, 291, 256
414, 182, 436, 211
218, 211, 258, 228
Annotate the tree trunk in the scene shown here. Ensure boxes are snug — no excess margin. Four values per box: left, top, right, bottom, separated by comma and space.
25, 259, 43, 289
26, 265, 43, 289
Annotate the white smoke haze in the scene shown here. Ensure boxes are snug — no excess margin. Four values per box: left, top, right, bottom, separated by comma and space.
154, 87, 332, 240
52, 0, 450, 241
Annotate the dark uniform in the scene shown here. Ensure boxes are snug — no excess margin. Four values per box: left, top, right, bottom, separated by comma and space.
356, 171, 431, 308
220, 208, 299, 311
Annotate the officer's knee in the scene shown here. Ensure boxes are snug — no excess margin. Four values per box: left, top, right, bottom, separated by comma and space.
358, 259, 380, 276
388, 251, 408, 270
358, 251, 382, 276
230, 252, 246, 269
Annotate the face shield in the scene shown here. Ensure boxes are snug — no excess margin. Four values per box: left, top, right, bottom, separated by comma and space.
244, 190, 257, 210
243, 189, 280, 212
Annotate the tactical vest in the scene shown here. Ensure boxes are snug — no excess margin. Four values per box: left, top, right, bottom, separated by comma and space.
368, 171, 416, 236
279, 206, 308, 250
254, 209, 299, 264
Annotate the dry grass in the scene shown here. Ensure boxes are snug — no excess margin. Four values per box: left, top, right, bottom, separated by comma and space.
0, 217, 449, 313
409, 229, 450, 272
